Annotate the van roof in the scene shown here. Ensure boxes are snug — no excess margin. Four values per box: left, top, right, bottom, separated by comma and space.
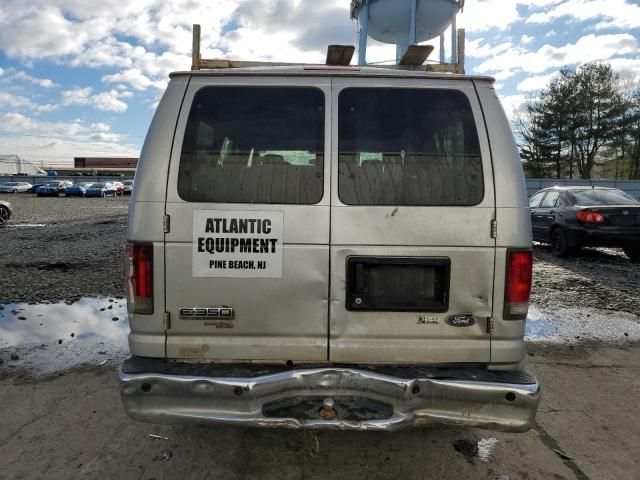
170, 65, 495, 83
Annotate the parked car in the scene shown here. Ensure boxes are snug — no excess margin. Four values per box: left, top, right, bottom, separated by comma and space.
36, 181, 72, 197
123, 179, 134, 194
529, 186, 640, 261
119, 62, 540, 431
112, 181, 125, 195
85, 182, 117, 197
0, 181, 32, 193
0, 200, 12, 226
64, 182, 94, 197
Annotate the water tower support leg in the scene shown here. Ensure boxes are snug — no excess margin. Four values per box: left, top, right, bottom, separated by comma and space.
358, 4, 369, 65
451, 14, 457, 64
409, 0, 417, 44
439, 33, 445, 63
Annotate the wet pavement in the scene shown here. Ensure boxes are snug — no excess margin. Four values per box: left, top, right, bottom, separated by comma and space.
2, 295, 639, 379
0, 297, 129, 378
525, 305, 640, 344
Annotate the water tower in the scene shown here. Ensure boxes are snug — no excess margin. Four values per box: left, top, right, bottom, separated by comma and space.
351, 0, 465, 65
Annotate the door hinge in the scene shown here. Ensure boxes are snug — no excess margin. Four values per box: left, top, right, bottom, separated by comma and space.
163, 312, 171, 330
487, 318, 495, 335
490, 219, 497, 239
163, 214, 170, 233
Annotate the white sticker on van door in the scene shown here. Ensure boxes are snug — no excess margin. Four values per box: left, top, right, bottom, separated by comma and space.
192, 210, 283, 278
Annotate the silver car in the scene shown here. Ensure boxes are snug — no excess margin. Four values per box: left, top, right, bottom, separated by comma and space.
0, 181, 32, 193
120, 65, 538, 432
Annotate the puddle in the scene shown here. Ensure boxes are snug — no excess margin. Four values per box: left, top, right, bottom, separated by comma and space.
6, 223, 47, 228
0, 297, 130, 377
526, 304, 640, 344
453, 437, 498, 464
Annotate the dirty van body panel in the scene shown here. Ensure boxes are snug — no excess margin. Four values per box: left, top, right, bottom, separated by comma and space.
474, 83, 532, 365
121, 68, 540, 431
127, 77, 189, 358
163, 77, 331, 361
329, 78, 496, 363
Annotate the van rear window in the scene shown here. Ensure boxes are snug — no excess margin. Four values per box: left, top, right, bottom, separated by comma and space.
338, 88, 483, 206
178, 87, 324, 204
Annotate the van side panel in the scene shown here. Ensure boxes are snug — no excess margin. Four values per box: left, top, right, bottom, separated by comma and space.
474, 82, 531, 365
127, 77, 189, 358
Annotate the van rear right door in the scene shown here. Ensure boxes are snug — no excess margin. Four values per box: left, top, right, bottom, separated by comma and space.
329, 78, 496, 363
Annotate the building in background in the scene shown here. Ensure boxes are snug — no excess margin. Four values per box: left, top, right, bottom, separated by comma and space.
74, 157, 138, 169
0, 155, 47, 176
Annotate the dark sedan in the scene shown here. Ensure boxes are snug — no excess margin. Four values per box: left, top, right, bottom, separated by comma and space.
0, 200, 12, 226
529, 186, 640, 261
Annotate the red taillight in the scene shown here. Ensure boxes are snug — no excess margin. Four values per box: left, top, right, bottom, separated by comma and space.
504, 250, 532, 319
126, 242, 153, 314
576, 211, 605, 224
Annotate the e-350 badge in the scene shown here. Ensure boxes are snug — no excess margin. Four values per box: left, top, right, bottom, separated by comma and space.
179, 307, 234, 320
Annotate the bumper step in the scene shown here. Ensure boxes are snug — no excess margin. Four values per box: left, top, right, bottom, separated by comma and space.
120, 357, 540, 431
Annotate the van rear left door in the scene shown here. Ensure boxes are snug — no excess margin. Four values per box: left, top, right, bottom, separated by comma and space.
163, 77, 331, 361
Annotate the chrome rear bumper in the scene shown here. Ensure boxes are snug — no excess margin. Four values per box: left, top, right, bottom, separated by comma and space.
119, 358, 540, 432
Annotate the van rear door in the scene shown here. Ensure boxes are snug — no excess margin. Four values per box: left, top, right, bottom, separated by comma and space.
329, 78, 496, 363
164, 77, 330, 361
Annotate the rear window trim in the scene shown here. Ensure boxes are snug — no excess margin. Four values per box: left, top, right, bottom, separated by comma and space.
336, 86, 486, 207
176, 84, 327, 206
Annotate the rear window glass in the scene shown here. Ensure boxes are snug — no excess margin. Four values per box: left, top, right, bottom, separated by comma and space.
338, 88, 483, 206
569, 189, 639, 206
178, 87, 324, 204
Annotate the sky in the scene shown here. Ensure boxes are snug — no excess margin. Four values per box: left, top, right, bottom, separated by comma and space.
0, 0, 639, 167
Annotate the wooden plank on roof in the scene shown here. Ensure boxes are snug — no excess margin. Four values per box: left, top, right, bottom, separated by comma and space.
326, 45, 355, 66
399, 45, 434, 66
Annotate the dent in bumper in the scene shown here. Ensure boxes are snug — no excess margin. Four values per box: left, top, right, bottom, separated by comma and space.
120, 364, 540, 432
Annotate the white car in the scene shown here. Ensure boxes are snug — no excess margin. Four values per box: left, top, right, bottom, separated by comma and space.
0, 181, 32, 193
123, 179, 134, 194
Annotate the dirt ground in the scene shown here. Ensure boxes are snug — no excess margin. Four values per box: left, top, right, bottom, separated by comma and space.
1, 194, 639, 480
0, 194, 128, 304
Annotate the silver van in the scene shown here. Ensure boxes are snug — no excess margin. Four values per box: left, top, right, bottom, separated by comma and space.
120, 65, 539, 431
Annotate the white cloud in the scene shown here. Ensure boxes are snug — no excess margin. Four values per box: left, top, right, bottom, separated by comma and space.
61, 87, 92, 106
0, 93, 32, 109
527, 0, 640, 31
521, 35, 535, 45
517, 72, 558, 91
0, 92, 60, 113
477, 33, 637, 75
10, 70, 58, 88
91, 90, 128, 113
102, 68, 166, 91
1, 112, 38, 131
91, 122, 111, 133
61, 87, 128, 112
0, 113, 136, 164
458, 1, 521, 32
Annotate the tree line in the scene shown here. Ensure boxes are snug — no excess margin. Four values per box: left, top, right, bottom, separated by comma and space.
515, 63, 640, 180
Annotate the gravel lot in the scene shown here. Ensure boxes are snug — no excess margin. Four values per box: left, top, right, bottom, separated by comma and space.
0, 193, 639, 480
0, 193, 128, 304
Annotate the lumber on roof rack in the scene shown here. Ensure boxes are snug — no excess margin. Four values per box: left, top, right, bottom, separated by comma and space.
190, 24, 465, 74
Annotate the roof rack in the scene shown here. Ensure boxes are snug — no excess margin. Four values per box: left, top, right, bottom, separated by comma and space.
190, 24, 465, 74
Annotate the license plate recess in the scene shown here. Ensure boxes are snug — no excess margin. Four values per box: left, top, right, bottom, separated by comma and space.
346, 256, 451, 312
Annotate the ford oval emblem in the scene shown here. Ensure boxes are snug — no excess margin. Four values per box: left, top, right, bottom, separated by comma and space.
623, 210, 630, 216
445, 313, 477, 327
